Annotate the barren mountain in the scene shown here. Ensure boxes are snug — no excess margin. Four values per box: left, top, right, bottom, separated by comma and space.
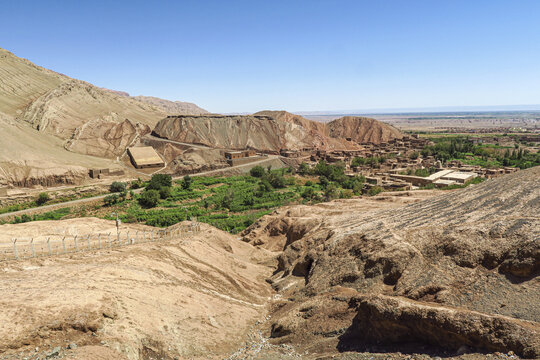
152, 114, 327, 152
0, 219, 274, 359
242, 167, 540, 358
328, 115, 404, 143
152, 112, 402, 153
133, 95, 209, 115
0, 48, 207, 185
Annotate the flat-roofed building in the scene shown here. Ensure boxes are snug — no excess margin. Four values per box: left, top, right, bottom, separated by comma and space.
127, 147, 165, 169
224, 151, 244, 160
441, 171, 477, 184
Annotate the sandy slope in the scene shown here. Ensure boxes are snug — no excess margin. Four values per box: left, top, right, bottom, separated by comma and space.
0, 219, 274, 359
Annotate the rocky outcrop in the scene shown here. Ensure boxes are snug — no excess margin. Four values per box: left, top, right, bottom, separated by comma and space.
242, 168, 540, 357
65, 116, 151, 159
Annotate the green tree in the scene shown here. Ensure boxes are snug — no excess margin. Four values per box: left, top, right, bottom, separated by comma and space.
324, 183, 340, 200
301, 186, 316, 200
36, 192, 50, 206
249, 165, 265, 178
182, 175, 193, 190
367, 186, 383, 196
159, 186, 172, 199
138, 190, 160, 208
147, 174, 172, 190
267, 173, 286, 188
298, 162, 310, 175
109, 181, 127, 193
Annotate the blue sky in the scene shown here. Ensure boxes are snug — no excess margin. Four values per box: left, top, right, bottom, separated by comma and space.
2, 0, 540, 113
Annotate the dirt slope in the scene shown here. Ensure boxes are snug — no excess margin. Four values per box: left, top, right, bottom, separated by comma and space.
152, 112, 402, 153
132, 95, 209, 115
0, 115, 114, 187
242, 168, 540, 358
0, 219, 274, 359
327, 115, 404, 143
152, 114, 322, 152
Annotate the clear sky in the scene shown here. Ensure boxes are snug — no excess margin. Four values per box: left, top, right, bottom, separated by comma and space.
2, 0, 540, 113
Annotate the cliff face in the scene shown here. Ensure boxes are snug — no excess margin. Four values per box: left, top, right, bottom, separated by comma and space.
242, 167, 540, 357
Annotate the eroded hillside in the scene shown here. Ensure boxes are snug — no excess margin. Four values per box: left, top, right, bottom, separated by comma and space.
0, 48, 208, 185
242, 167, 540, 358
0, 219, 274, 359
152, 111, 402, 153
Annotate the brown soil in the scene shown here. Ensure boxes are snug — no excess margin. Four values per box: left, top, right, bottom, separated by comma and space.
241, 167, 540, 358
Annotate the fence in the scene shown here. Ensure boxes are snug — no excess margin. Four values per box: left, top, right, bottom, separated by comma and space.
0, 222, 201, 262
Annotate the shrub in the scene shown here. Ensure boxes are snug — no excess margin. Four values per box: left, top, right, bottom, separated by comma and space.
304, 180, 313, 187
138, 190, 160, 208
130, 178, 143, 189
182, 175, 193, 190
159, 186, 172, 199
249, 166, 265, 178
36, 192, 50, 206
298, 162, 310, 175
324, 184, 340, 200
267, 173, 286, 188
147, 174, 172, 190
301, 186, 316, 200
109, 181, 127, 193
367, 186, 383, 196
104, 194, 119, 206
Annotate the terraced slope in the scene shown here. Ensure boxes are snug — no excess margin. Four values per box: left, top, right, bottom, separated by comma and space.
242, 167, 540, 358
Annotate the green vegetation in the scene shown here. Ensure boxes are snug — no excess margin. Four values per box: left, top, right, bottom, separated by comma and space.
367, 186, 383, 196
90, 164, 367, 234
0, 189, 105, 216
249, 165, 265, 177
8, 208, 71, 224
36, 192, 50, 206
422, 136, 540, 169
138, 189, 160, 208
109, 181, 127, 193
400, 167, 437, 177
